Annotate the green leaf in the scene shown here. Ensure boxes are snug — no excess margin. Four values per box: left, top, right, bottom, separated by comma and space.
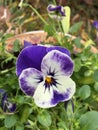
16, 124, 24, 130
4, 115, 18, 128
61, 6, 71, 34
78, 85, 91, 99
57, 121, 67, 130
37, 110, 52, 127
73, 37, 84, 48
66, 100, 74, 119
20, 105, 32, 123
78, 76, 94, 84
79, 111, 98, 130
93, 69, 98, 82
44, 24, 56, 37
13, 39, 21, 52
0, 127, 8, 130
74, 58, 82, 72
0, 114, 5, 119
94, 82, 98, 91
69, 21, 83, 34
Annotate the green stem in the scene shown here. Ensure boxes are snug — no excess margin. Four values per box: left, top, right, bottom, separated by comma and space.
53, 0, 57, 5
23, 3, 48, 25
0, 67, 15, 74
69, 120, 73, 130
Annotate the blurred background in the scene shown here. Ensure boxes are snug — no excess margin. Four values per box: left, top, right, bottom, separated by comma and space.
0, 0, 98, 37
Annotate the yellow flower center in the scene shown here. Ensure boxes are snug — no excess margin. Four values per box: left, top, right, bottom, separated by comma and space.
45, 76, 52, 84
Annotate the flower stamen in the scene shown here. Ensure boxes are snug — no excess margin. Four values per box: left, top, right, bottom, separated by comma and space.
45, 76, 52, 84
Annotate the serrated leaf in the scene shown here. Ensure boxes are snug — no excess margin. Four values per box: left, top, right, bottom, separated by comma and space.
61, 6, 70, 34
16, 124, 24, 130
78, 85, 91, 99
44, 24, 56, 37
57, 121, 67, 129
13, 39, 21, 52
37, 110, 52, 127
79, 111, 98, 130
4, 115, 17, 128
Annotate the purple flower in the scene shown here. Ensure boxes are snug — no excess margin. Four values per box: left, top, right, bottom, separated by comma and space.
93, 21, 98, 29
1, 92, 16, 113
47, 4, 65, 20
16, 41, 76, 108
0, 89, 5, 93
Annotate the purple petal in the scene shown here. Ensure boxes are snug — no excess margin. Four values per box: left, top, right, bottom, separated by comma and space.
24, 40, 33, 48
19, 68, 44, 96
0, 89, 5, 93
7, 102, 16, 112
93, 21, 98, 29
47, 5, 65, 16
16, 44, 70, 76
1, 93, 7, 112
16, 45, 47, 76
47, 46, 71, 57
41, 50, 74, 77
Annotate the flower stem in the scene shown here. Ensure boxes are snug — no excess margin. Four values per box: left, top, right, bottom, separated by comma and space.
23, 3, 48, 25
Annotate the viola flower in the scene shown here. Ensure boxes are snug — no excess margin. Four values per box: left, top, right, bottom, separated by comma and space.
93, 21, 98, 29
16, 42, 76, 108
0, 89, 5, 93
1, 92, 16, 113
47, 4, 65, 20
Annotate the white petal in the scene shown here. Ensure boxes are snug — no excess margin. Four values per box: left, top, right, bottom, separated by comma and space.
51, 76, 76, 105
33, 82, 56, 108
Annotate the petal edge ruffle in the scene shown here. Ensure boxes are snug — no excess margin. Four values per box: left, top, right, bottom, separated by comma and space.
19, 68, 44, 96
41, 50, 74, 77
16, 45, 47, 76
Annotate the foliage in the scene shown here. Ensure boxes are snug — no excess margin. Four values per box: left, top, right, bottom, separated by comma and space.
0, 0, 98, 130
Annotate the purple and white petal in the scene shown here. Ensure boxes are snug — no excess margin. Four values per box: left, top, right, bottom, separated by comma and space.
33, 76, 75, 108
7, 102, 16, 112
19, 68, 44, 96
47, 5, 65, 16
51, 76, 76, 105
16, 45, 47, 76
47, 4, 57, 12
1, 93, 7, 112
41, 50, 74, 77
47, 46, 71, 57
33, 82, 56, 108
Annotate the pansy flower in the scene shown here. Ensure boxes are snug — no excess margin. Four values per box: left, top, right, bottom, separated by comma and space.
16, 41, 76, 108
0, 90, 16, 113
47, 4, 65, 20
93, 21, 98, 29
